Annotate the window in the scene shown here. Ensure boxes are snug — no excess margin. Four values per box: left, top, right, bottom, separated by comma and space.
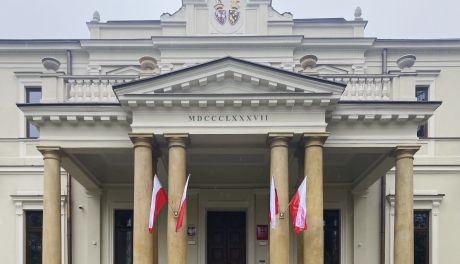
114, 210, 133, 264
25, 211, 43, 264
387, 192, 443, 264
416, 86, 429, 138
324, 209, 340, 264
414, 210, 430, 264
25, 87, 42, 138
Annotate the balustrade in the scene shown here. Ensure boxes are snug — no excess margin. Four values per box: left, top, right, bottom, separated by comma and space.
63, 74, 395, 102
320, 74, 395, 101
64, 76, 136, 102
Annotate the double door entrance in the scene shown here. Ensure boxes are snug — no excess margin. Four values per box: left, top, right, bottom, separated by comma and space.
207, 211, 247, 264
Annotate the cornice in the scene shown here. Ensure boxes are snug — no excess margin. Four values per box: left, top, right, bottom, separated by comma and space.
80, 39, 154, 49
151, 35, 304, 48
373, 39, 460, 50
17, 103, 131, 125
118, 93, 340, 109
0, 40, 81, 51
300, 38, 376, 48
328, 101, 441, 123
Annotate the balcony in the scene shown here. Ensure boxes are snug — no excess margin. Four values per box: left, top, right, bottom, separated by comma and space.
319, 74, 395, 101
60, 74, 397, 103
64, 76, 137, 103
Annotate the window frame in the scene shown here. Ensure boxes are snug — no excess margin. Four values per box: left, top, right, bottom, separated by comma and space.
415, 75, 438, 155
10, 192, 66, 264
15, 72, 43, 138
323, 201, 347, 264
324, 209, 341, 264
416, 85, 429, 138
414, 210, 430, 264
387, 191, 444, 264
113, 209, 134, 264
109, 202, 133, 264
25, 87, 42, 138
25, 210, 43, 264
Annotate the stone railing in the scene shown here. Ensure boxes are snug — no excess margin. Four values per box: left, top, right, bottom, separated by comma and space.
62, 74, 396, 102
64, 76, 137, 102
319, 74, 396, 101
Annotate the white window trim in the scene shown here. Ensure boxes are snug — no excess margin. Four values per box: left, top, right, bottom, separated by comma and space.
15, 72, 43, 139
107, 201, 133, 264
11, 191, 67, 264
416, 76, 437, 156
325, 200, 349, 264
387, 190, 444, 264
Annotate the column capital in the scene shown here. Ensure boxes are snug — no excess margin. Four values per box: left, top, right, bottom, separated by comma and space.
164, 133, 189, 148
268, 133, 293, 148
37, 146, 61, 160
303, 132, 330, 148
129, 133, 154, 148
392, 145, 421, 160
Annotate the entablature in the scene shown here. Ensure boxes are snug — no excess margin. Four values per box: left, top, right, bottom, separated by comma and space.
17, 103, 130, 125
328, 101, 440, 123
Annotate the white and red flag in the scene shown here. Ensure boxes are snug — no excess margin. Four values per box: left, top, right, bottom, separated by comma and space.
175, 174, 191, 232
269, 176, 279, 229
289, 176, 308, 234
148, 175, 168, 233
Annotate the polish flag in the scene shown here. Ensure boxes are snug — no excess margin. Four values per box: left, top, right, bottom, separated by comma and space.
149, 175, 168, 233
175, 174, 191, 232
289, 176, 307, 234
269, 176, 279, 229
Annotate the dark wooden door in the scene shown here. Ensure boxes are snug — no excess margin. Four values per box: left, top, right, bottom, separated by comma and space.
207, 211, 246, 264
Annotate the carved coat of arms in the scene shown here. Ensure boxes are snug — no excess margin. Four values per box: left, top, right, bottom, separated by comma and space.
214, 0, 241, 25
214, 0, 227, 25
228, 0, 241, 25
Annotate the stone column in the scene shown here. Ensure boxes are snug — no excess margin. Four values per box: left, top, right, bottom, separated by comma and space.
393, 145, 420, 264
303, 133, 329, 264
130, 134, 156, 264
165, 134, 188, 264
37, 146, 62, 264
268, 133, 293, 264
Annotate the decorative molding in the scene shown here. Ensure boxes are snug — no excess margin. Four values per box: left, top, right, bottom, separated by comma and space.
387, 191, 444, 264
17, 104, 131, 125
328, 102, 440, 123
10, 192, 67, 264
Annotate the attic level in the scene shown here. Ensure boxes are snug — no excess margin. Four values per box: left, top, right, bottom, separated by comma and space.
87, 0, 367, 39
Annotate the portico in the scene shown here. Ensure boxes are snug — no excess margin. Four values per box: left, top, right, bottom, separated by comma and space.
19, 57, 439, 264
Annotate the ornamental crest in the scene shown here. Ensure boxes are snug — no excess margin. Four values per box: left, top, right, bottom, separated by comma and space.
214, 0, 241, 25
228, 0, 241, 25
214, 0, 227, 25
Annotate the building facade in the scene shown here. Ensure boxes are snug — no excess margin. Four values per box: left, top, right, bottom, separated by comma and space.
1, 1, 459, 264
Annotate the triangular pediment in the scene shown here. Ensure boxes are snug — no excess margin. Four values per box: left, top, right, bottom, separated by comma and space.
114, 57, 345, 98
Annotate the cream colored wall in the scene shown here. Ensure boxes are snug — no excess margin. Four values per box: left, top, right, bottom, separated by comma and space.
430, 67, 460, 137
352, 181, 382, 264
70, 177, 90, 264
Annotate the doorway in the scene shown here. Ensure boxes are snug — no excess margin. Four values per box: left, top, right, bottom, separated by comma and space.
207, 211, 246, 264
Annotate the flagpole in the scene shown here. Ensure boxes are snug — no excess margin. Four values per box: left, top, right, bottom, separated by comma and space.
176, 174, 191, 212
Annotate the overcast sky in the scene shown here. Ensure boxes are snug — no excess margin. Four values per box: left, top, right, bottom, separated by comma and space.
0, 0, 459, 39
